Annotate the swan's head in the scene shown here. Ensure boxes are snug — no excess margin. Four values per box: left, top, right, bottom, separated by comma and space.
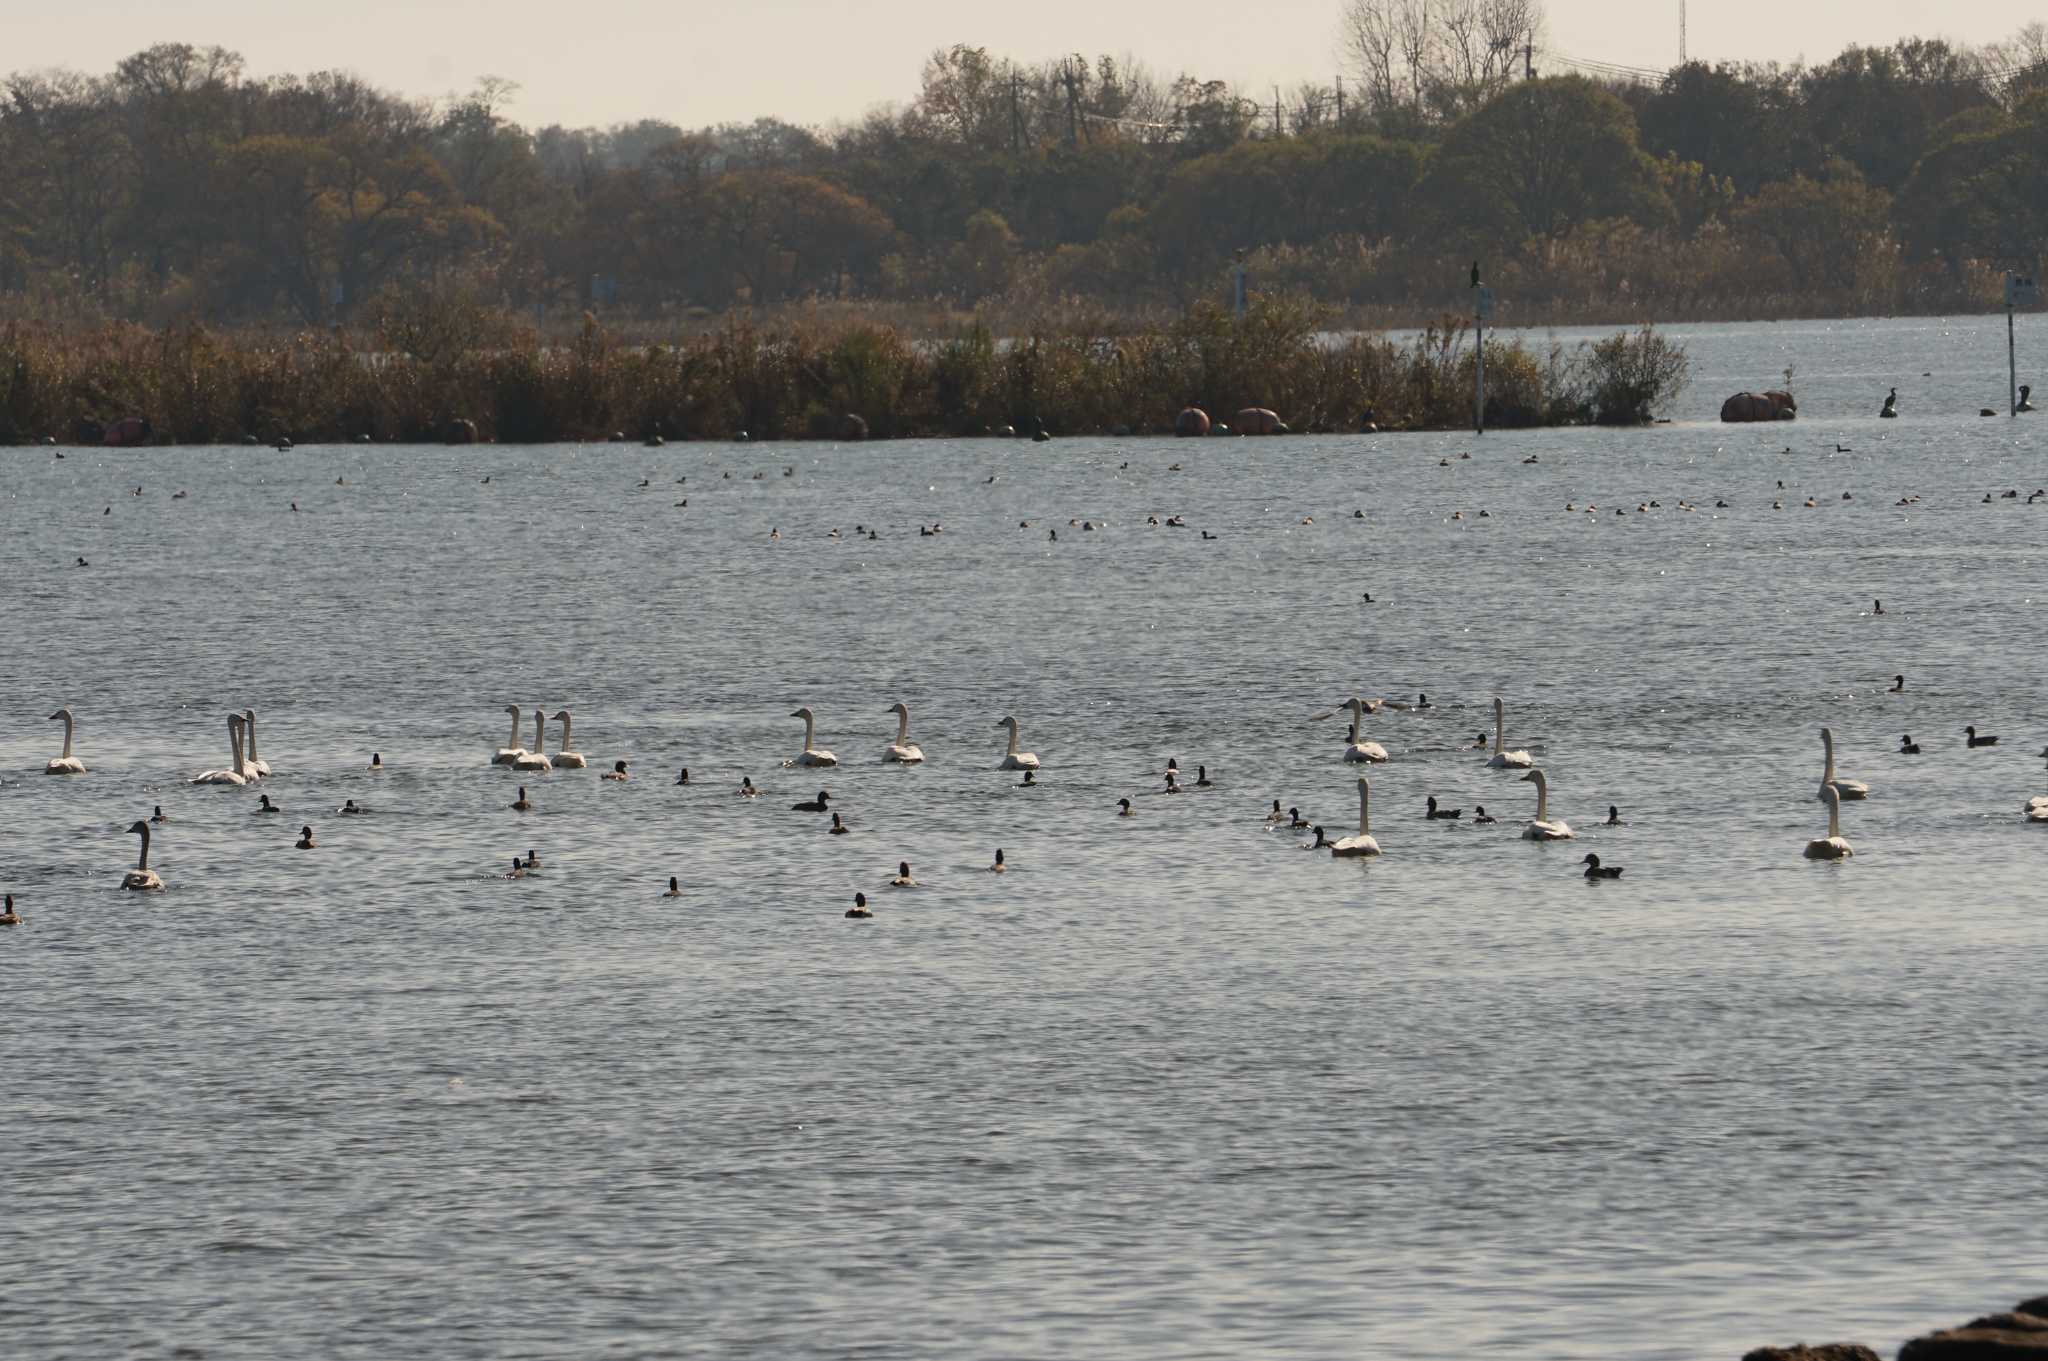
243, 708, 257, 723
550, 709, 571, 722
1820, 726, 1836, 752
1821, 783, 1841, 812
505, 704, 521, 718
49, 707, 72, 723
1519, 769, 1546, 786
791, 707, 814, 721
887, 702, 909, 717
996, 716, 1018, 731
126, 819, 148, 835
1493, 696, 1504, 716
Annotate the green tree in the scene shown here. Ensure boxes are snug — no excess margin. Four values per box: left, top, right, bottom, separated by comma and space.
1422, 77, 1671, 248
1733, 161, 1892, 292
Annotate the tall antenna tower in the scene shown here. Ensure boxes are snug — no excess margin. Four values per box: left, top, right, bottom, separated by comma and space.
1680, 0, 1688, 64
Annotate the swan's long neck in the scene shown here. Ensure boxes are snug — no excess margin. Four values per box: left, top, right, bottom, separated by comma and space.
507, 709, 523, 749
802, 711, 817, 749
895, 709, 910, 745
1532, 772, 1549, 822
1357, 781, 1372, 836
136, 825, 151, 871
558, 714, 573, 749
1821, 730, 1837, 783
1004, 720, 1020, 755
58, 712, 75, 759
1827, 793, 1842, 839
532, 709, 547, 752
243, 712, 260, 762
1493, 698, 1505, 753
231, 718, 249, 775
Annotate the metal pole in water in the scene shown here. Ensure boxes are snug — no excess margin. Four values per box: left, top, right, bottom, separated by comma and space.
1475, 308, 1486, 435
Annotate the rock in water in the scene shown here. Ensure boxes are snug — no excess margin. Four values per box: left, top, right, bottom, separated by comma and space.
1742, 1347, 1880, 1361
1899, 1301, 2048, 1359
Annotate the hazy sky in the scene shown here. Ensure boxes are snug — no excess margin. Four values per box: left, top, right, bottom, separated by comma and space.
7, 0, 2038, 130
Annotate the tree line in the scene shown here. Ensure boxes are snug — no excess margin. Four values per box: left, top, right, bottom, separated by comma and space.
2, 24, 2046, 331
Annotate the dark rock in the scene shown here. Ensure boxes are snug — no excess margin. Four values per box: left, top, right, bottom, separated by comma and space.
1741, 1346, 1879, 1361
1899, 1305, 2048, 1360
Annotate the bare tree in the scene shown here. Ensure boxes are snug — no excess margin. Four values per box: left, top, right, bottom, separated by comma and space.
1340, 0, 1543, 117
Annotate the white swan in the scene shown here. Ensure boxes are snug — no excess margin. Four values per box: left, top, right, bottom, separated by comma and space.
2026, 795, 2048, 822
995, 715, 1040, 770
1518, 768, 1574, 840
45, 707, 87, 774
1487, 697, 1534, 769
549, 710, 588, 768
792, 707, 838, 766
1329, 777, 1383, 857
884, 702, 925, 763
192, 714, 250, 785
512, 709, 553, 772
492, 704, 526, 765
1818, 727, 1869, 801
241, 708, 272, 778
1805, 784, 1855, 859
122, 820, 164, 890
1340, 698, 1389, 763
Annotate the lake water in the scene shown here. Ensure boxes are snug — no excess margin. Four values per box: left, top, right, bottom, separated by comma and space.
3, 313, 2044, 1360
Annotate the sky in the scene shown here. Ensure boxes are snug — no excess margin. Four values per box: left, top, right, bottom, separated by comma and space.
6, 0, 2039, 131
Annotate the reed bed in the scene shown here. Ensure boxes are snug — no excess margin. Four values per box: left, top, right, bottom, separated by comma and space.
0, 302, 1688, 445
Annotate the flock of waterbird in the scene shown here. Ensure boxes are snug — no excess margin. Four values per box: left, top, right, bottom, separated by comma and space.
16, 677, 2038, 930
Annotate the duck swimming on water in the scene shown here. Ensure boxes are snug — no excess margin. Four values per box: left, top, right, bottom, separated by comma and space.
1425, 796, 1461, 820
1899, 734, 1921, 754
1580, 853, 1624, 880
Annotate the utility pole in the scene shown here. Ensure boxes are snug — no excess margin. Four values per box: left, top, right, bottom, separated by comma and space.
1524, 43, 1535, 79
1059, 59, 1088, 146
1680, 1, 1688, 64
1011, 72, 1022, 155
1274, 85, 1283, 137
1335, 75, 1345, 121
